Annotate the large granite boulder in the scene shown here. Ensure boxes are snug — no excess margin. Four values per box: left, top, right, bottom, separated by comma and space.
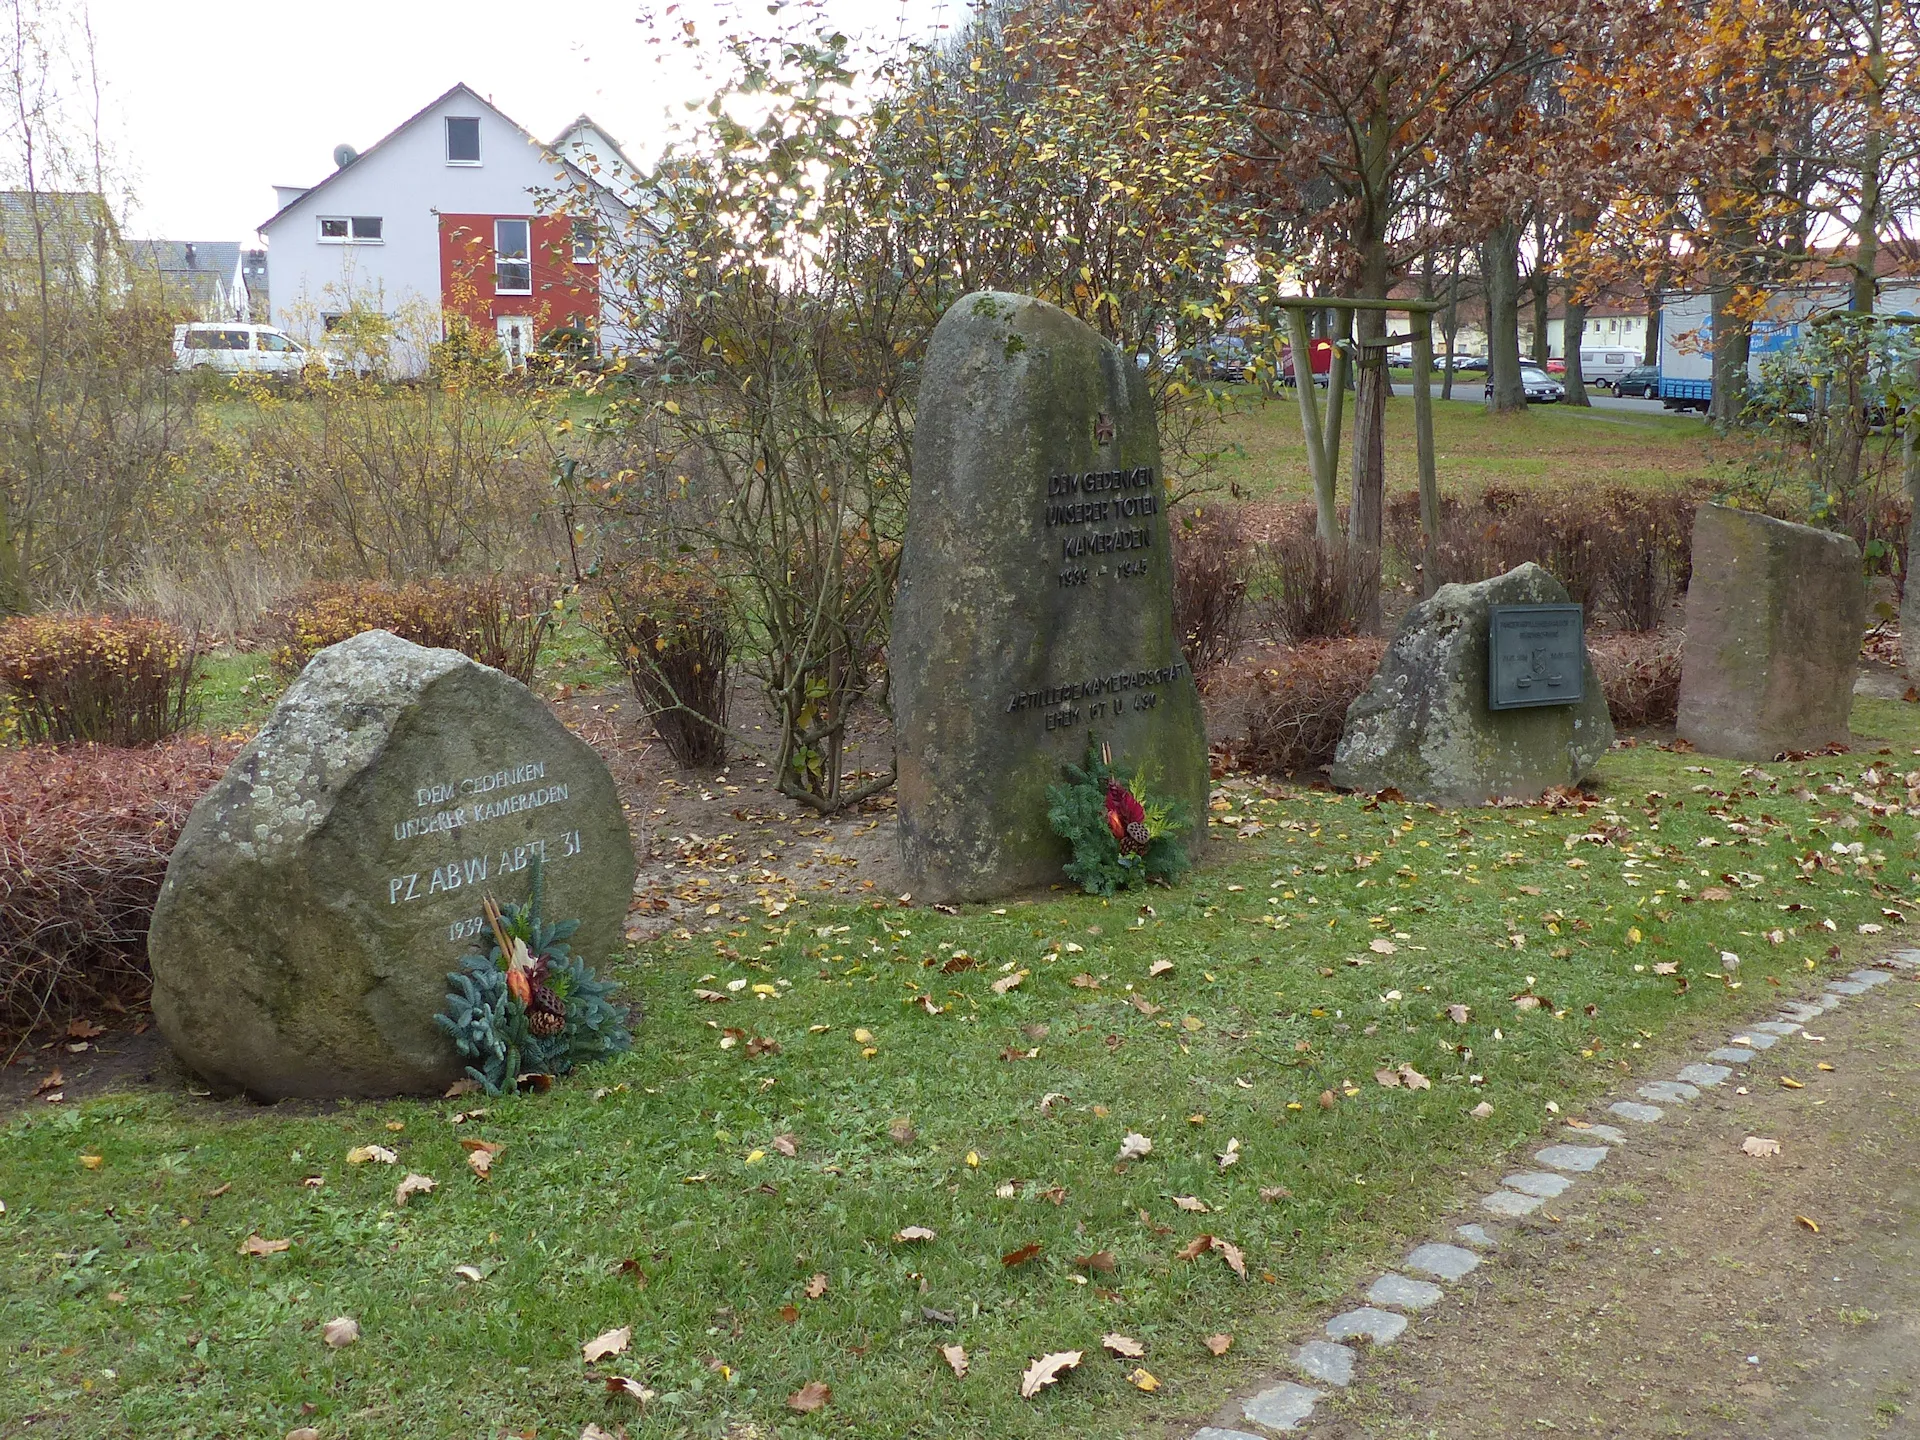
149, 631, 635, 1098
1330, 563, 1613, 804
1678, 503, 1864, 759
893, 292, 1208, 901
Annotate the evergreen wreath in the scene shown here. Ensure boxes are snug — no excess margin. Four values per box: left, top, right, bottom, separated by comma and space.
436, 856, 632, 1095
1047, 734, 1191, 896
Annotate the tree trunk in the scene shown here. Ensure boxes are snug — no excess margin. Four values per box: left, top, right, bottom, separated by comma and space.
1483, 224, 1527, 413
1530, 218, 1552, 363
1707, 283, 1750, 426
1563, 299, 1590, 407
1643, 291, 1661, 366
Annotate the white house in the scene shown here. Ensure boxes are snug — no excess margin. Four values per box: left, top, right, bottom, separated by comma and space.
259, 83, 647, 369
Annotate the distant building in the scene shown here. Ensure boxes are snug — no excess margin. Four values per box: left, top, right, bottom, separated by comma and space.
0, 190, 121, 291
129, 240, 267, 320
257, 82, 650, 369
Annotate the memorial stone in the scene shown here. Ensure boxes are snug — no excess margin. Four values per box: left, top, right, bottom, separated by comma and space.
892, 292, 1208, 901
149, 630, 635, 1098
1677, 503, 1865, 760
1330, 563, 1612, 804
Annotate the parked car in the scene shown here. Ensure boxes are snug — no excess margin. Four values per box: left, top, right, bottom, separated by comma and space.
1484, 364, 1566, 403
1613, 364, 1660, 398
1194, 335, 1252, 382
1448, 354, 1489, 373
172, 323, 336, 378
1578, 347, 1638, 388
1544, 357, 1566, 375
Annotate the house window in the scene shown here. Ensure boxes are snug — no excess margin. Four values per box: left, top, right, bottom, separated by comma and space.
446, 116, 482, 165
571, 218, 596, 266
319, 216, 382, 243
495, 218, 531, 294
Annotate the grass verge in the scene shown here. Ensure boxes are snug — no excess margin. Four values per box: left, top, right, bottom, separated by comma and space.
4, 699, 1918, 1437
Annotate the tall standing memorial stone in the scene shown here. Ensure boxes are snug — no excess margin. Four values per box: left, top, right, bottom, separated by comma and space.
894, 292, 1208, 901
148, 630, 635, 1099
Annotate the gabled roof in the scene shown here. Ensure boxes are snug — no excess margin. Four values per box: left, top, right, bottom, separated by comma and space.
257, 82, 626, 233
0, 190, 117, 254
131, 238, 243, 277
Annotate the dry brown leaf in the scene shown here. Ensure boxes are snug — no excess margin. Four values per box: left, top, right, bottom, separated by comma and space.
239, 1234, 291, 1257
1204, 1333, 1233, 1356
772, 1134, 798, 1157
1173, 1195, 1211, 1212
580, 1424, 619, 1440
991, 971, 1025, 995
1216, 1239, 1248, 1279
1369, 937, 1396, 954
941, 1343, 969, 1378
321, 1315, 359, 1348
454, 1264, 486, 1284
1700, 886, 1732, 901
804, 1272, 829, 1299
888, 1117, 918, 1145
1318, 1089, 1337, 1110
1128, 994, 1162, 1017
1374, 1067, 1401, 1089
1148, 959, 1174, 977
33, 1068, 63, 1095
1128, 1367, 1159, 1391
581, 1325, 632, 1363
605, 1375, 656, 1403
204, 1181, 231, 1198
778, 1303, 800, 1323
1020, 1350, 1082, 1398
693, 988, 731, 1003
393, 1173, 436, 1206
1796, 1214, 1821, 1233
1002, 1242, 1043, 1267
894, 1225, 937, 1243
1174, 1234, 1215, 1262
1259, 1186, 1292, 1203
345, 1144, 396, 1165
1742, 1136, 1783, 1158
1069, 972, 1100, 989
1101, 1333, 1146, 1358
288, 1428, 321, 1440
787, 1380, 832, 1413
1398, 1063, 1431, 1091
1471, 1101, 1494, 1119
1780, 1076, 1805, 1089
1652, 961, 1679, 975
1117, 1132, 1153, 1162
1073, 1250, 1117, 1273
67, 1018, 104, 1039
1445, 1004, 1471, 1024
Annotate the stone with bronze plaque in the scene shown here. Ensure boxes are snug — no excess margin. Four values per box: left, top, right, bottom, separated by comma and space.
1488, 604, 1586, 710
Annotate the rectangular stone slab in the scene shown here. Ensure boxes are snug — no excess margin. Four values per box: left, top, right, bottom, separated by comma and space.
1677, 503, 1864, 760
892, 292, 1208, 900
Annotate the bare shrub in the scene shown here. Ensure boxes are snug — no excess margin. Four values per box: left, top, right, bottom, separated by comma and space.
263, 576, 557, 684
1589, 630, 1684, 729
1239, 637, 1388, 775
0, 736, 237, 1036
0, 613, 198, 745
1256, 526, 1369, 641
583, 564, 731, 767
1171, 506, 1251, 671
1593, 488, 1697, 632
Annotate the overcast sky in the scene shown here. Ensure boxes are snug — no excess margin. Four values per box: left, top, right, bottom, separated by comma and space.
87, 0, 953, 240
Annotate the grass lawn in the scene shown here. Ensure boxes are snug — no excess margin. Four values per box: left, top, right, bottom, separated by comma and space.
6, 698, 1919, 1437
1207, 388, 1750, 504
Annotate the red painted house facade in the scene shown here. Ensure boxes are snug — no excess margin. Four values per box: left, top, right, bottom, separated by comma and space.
437, 212, 599, 361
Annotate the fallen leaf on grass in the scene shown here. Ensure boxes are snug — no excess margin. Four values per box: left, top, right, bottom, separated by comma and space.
1074, 1250, 1117, 1273
1445, 1004, 1471, 1024
1128, 1367, 1159, 1391
1817, 1062, 1836, 1072
887, 1117, 917, 1145
787, 1380, 832, 1413
1002, 1242, 1043, 1267
1652, 961, 1679, 975
1128, 995, 1162, 1017
581, 1424, 620, 1440
1148, 959, 1175, 977
1259, 1186, 1292, 1203
1318, 1090, 1337, 1110
321, 1315, 359, 1348
991, 971, 1026, 995
894, 1225, 937, 1243
1742, 1137, 1782, 1158
462, 1138, 504, 1178
1117, 1133, 1153, 1162
1471, 1101, 1494, 1119
239, 1234, 291, 1257
1374, 1068, 1401, 1089
1700, 886, 1732, 901
393, 1173, 436, 1206
1796, 1215, 1821, 1233
1780, 1077, 1805, 1089
804, 1272, 829, 1298
1369, 937, 1396, 954
772, 1134, 798, 1157
345, 1144, 396, 1165
1216, 1238, 1248, 1278
605, 1375, 656, 1403
34, 1069, 63, 1095
1173, 1195, 1210, 1213
203, 1181, 231, 1198
1021, 1350, 1082, 1398
941, 1343, 969, 1377
582, 1326, 632, 1363
1398, 1064, 1431, 1091
1204, 1333, 1233, 1356
454, 1264, 486, 1283
1102, 1333, 1146, 1358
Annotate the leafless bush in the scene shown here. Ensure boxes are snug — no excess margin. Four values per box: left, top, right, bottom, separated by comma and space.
262, 576, 558, 684
583, 564, 731, 767
1256, 524, 1371, 641
1589, 630, 1684, 728
1238, 637, 1388, 774
1171, 506, 1252, 671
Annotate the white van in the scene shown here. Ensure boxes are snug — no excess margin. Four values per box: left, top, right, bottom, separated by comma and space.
1578, 348, 1637, 388
172, 323, 336, 378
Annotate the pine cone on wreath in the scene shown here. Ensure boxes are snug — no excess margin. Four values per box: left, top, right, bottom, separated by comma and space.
526, 981, 567, 1037
1105, 780, 1150, 856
